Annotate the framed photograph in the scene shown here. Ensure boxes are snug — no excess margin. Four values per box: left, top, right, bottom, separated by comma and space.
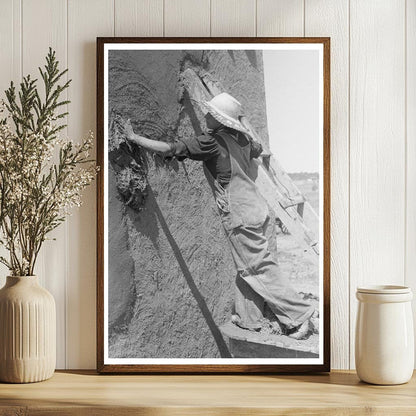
97, 37, 330, 373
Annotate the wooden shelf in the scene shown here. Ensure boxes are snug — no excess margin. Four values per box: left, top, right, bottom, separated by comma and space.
1, 370, 415, 415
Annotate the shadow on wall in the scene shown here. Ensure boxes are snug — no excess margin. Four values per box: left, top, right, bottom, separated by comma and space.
227, 50, 259, 70
131, 185, 231, 358
107, 108, 234, 358
108, 109, 231, 358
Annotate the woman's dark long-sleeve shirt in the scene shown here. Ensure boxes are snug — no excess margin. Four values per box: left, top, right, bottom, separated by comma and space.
165, 127, 263, 187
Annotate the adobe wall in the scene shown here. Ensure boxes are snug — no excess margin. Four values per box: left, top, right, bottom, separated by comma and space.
108, 49, 269, 358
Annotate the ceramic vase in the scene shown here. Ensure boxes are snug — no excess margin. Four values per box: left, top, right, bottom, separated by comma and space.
355, 285, 414, 385
0, 275, 56, 383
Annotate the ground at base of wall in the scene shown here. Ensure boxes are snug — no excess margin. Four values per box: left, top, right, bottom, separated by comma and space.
220, 320, 319, 358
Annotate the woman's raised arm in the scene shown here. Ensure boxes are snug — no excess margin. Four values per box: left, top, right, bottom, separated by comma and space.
124, 119, 172, 155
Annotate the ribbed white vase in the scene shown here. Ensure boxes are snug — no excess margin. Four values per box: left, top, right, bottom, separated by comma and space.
0, 276, 56, 383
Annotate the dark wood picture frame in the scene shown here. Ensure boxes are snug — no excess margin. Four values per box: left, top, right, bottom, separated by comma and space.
97, 37, 330, 374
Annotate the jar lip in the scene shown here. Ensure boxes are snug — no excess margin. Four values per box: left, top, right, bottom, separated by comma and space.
357, 285, 411, 294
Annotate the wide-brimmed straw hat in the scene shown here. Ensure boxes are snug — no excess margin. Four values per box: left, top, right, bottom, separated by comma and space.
200, 92, 251, 135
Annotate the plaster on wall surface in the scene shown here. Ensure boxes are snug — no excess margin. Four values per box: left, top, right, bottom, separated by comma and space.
107, 49, 269, 358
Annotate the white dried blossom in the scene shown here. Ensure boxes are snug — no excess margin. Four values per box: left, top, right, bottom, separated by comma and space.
0, 48, 97, 276
0, 117, 97, 275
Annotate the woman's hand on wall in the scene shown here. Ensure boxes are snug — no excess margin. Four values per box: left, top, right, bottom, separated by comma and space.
122, 118, 172, 155
124, 119, 139, 142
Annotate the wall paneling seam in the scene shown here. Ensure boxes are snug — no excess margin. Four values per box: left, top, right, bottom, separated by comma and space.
348, 0, 351, 371
64, 0, 69, 370
303, 0, 305, 37
20, 0, 22, 79
210, 0, 212, 36
19, 0, 22, 81
404, 0, 408, 288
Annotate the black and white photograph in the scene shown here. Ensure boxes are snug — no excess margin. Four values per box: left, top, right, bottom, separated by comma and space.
97, 38, 330, 373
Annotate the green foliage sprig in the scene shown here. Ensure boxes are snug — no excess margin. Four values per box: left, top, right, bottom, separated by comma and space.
0, 48, 97, 276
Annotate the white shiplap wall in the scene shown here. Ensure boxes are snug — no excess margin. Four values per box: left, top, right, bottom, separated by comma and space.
0, 0, 414, 370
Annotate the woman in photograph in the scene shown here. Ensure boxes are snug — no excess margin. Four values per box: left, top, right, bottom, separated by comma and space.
123, 92, 319, 340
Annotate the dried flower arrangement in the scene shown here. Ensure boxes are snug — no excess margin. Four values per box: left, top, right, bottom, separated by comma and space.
0, 48, 97, 276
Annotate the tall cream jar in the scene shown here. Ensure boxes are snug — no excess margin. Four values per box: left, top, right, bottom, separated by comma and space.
355, 285, 414, 385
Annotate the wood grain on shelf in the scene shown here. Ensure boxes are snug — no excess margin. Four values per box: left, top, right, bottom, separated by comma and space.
0, 370, 415, 415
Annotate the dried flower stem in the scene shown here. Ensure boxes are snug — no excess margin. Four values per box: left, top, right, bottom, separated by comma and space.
0, 48, 97, 276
